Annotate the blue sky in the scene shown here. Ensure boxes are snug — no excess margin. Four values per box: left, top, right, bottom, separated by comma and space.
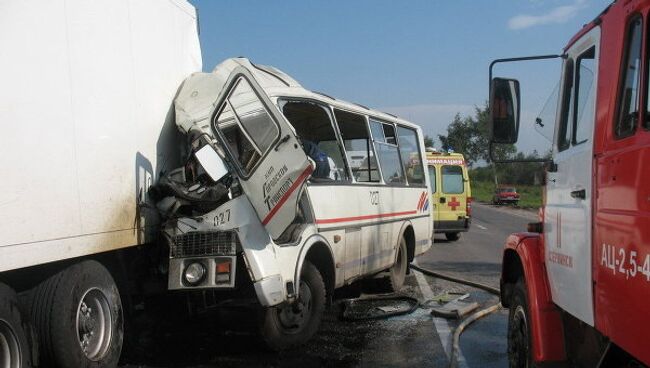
190, 0, 611, 147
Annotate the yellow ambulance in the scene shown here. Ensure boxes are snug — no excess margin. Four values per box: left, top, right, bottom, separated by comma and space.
426, 149, 472, 241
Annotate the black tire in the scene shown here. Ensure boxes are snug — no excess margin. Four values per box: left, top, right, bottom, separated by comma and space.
26, 260, 123, 368
445, 232, 460, 241
378, 238, 408, 293
0, 283, 36, 368
507, 279, 533, 368
259, 261, 325, 351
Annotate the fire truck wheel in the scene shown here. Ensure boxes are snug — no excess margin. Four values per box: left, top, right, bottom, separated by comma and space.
445, 232, 460, 241
259, 261, 325, 351
378, 237, 408, 292
507, 279, 533, 368
26, 260, 123, 368
0, 283, 36, 368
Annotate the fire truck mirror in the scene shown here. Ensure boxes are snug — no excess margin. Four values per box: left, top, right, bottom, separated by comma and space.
489, 77, 520, 144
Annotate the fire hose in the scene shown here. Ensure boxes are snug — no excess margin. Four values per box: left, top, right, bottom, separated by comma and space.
410, 263, 502, 368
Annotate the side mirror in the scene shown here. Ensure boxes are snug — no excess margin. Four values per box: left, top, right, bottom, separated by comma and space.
489, 78, 520, 144
194, 144, 229, 182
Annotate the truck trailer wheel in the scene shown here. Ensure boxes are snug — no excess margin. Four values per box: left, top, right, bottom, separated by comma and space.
0, 283, 35, 368
508, 279, 532, 368
27, 260, 123, 367
259, 261, 325, 351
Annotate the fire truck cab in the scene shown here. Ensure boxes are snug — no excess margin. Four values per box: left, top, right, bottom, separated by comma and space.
490, 1, 650, 367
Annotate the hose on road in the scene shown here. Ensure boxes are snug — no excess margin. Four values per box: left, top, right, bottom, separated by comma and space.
410, 263, 502, 368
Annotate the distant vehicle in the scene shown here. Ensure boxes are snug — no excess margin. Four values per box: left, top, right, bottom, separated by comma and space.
426, 149, 472, 241
492, 187, 520, 205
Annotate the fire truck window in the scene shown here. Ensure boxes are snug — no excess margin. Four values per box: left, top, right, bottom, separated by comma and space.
558, 58, 574, 152
370, 119, 405, 184
616, 17, 642, 139
397, 126, 425, 185
574, 47, 596, 145
334, 109, 380, 183
280, 100, 350, 182
441, 166, 464, 194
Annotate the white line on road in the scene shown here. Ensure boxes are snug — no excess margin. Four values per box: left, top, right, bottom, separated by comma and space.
413, 261, 469, 368
476, 224, 487, 230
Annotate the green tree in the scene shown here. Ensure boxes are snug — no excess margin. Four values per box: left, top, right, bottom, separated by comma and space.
423, 135, 434, 149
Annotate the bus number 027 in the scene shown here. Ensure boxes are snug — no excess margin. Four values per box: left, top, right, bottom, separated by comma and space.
370, 191, 379, 206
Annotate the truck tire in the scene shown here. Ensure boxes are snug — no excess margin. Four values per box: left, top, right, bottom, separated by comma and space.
0, 283, 35, 368
507, 279, 533, 368
259, 261, 325, 351
446, 232, 460, 241
26, 260, 123, 368
378, 237, 408, 292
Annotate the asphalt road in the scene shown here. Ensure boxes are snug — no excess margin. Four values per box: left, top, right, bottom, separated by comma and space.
121, 203, 535, 368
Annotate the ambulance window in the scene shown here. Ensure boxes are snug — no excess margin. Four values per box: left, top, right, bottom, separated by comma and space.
615, 17, 642, 139
370, 120, 405, 184
574, 47, 596, 145
214, 78, 279, 176
280, 100, 350, 182
427, 166, 436, 193
396, 127, 425, 185
334, 109, 380, 183
442, 166, 464, 194
557, 58, 574, 152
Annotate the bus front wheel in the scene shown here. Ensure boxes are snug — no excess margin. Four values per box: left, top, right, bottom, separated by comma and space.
259, 261, 325, 351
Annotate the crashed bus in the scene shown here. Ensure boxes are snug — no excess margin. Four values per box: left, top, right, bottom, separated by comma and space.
155, 58, 433, 349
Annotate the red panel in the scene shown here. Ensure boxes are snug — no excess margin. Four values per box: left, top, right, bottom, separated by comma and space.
590, 1, 650, 365
503, 233, 566, 363
594, 137, 650, 366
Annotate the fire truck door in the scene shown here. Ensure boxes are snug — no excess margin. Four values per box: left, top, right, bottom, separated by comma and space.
545, 27, 599, 326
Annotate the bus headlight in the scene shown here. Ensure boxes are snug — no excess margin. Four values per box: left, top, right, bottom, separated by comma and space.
184, 262, 206, 286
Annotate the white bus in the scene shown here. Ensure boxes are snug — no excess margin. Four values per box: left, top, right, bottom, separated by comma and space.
162, 58, 433, 349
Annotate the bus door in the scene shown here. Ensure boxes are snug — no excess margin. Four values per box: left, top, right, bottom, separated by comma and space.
427, 165, 440, 220
211, 61, 312, 241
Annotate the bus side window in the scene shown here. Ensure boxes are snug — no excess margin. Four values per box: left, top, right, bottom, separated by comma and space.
370, 120, 405, 184
334, 109, 380, 183
396, 126, 425, 185
280, 100, 350, 181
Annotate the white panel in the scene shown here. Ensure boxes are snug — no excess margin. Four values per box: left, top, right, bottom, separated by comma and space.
0, 1, 82, 246
545, 27, 600, 326
0, 0, 201, 269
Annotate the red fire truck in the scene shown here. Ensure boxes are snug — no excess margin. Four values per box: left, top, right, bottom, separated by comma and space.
489, 1, 650, 367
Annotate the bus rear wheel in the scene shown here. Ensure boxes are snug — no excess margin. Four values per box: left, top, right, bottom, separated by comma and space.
0, 283, 35, 368
379, 238, 408, 292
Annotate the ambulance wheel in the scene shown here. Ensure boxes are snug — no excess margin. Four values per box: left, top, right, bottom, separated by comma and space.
445, 232, 460, 241
27, 260, 123, 367
0, 283, 35, 368
379, 237, 408, 292
507, 279, 532, 368
259, 261, 325, 351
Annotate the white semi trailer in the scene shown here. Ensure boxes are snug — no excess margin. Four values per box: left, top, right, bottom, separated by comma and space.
0, 1, 201, 366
